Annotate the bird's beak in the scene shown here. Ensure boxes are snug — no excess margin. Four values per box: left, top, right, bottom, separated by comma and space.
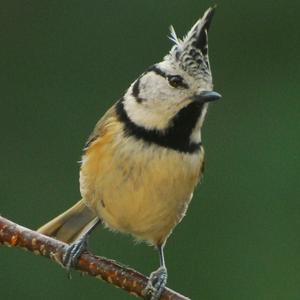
192, 91, 222, 104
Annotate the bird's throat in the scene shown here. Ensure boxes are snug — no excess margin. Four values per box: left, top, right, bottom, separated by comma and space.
116, 98, 204, 153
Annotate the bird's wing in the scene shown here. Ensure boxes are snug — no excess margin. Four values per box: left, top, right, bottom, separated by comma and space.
79, 103, 122, 206
84, 104, 119, 150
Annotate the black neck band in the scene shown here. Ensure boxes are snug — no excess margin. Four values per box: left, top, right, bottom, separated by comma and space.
116, 98, 203, 153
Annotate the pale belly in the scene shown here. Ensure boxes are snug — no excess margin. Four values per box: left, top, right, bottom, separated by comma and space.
80, 135, 204, 245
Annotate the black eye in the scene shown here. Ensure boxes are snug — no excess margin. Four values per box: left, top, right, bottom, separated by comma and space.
167, 75, 188, 89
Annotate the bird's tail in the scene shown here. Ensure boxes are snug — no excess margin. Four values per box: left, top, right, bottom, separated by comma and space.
37, 199, 99, 244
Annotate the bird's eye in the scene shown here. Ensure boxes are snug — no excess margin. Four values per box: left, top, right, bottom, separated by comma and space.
167, 75, 188, 89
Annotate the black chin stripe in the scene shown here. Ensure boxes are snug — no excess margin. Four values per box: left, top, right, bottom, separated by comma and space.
132, 78, 143, 103
116, 98, 203, 153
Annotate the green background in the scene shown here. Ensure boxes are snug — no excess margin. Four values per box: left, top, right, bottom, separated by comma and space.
1, 1, 299, 299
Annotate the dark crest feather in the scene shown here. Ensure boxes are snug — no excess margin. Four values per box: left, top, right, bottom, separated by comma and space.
191, 6, 216, 55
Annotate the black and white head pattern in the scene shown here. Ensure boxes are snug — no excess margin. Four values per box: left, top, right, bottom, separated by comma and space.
117, 7, 218, 153
167, 6, 215, 82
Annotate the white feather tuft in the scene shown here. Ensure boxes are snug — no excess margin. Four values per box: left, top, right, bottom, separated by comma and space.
168, 25, 181, 45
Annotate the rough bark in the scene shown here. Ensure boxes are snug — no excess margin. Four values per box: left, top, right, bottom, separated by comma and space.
0, 216, 190, 300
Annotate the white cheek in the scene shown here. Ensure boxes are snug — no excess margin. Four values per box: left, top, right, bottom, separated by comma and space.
124, 73, 191, 131
140, 73, 167, 99
140, 72, 189, 103
124, 95, 172, 130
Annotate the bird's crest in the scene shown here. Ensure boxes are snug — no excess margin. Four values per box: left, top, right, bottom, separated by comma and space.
167, 6, 216, 81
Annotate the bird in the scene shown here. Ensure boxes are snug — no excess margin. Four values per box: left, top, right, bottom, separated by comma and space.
38, 6, 221, 300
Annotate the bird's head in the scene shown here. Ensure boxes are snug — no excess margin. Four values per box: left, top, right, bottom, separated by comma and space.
120, 7, 221, 151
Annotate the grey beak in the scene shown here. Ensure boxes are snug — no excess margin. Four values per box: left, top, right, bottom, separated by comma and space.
193, 91, 222, 104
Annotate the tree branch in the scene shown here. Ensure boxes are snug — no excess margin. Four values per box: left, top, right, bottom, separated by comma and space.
0, 216, 190, 300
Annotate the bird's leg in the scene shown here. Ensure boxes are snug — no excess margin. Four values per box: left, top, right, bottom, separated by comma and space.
143, 244, 168, 300
62, 219, 101, 276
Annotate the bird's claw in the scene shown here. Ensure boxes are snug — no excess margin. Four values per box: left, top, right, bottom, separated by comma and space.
62, 236, 88, 277
143, 266, 168, 300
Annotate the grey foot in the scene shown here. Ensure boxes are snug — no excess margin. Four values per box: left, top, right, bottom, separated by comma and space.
143, 266, 168, 300
62, 236, 88, 275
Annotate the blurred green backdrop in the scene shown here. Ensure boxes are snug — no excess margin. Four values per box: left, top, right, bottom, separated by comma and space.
1, 1, 299, 299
